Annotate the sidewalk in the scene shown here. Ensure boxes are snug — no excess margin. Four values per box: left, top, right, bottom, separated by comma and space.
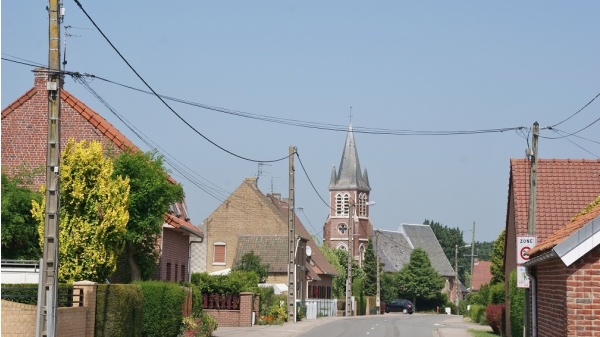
435, 315, 493, 337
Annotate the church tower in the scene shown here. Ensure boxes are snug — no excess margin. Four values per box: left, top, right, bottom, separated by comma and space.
323, 125, 373, 265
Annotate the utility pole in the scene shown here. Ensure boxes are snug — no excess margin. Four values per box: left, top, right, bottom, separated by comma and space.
375, 230, 381, 311
524, 122, 539, 337
470, 221, 475, 290
36, 1, 62, 336
287, 146, 296, 323
455, 244, 459, 315
345, 199, 354, 317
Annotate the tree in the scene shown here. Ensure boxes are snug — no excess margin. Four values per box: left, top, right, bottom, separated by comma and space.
32, 139, 130, 283
1, 173, 43, 260
490, 230, 505, 285
112, 150, 184, 281
425, 219, 469, 282
320, 245, 346, 298
396, 248, 445, 308
232, 251, 270, 283
362, 239, 377, 296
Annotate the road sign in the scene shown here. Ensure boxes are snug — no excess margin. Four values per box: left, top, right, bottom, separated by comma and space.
516, 236, 536, 264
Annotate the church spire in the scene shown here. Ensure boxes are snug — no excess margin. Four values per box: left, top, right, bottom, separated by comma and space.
329, 125, 371, 191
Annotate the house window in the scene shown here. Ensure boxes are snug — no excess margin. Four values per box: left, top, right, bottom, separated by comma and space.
358, 193, 367, 217
181, 265, 186, 281
175, 264, 179, 281
213, 243, 226, 265
166, 263, 172, 281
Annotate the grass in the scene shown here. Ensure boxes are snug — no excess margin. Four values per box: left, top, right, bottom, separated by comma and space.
468, 329, 499, 337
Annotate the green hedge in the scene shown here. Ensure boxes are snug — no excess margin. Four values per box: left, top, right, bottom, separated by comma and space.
190, 271, 259, 294
95, 284, 143, 337
135, 281, 187, 337
509, 270, 524, 337
470, 304, 486, 324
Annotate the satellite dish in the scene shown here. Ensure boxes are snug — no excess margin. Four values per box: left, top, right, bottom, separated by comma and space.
306, 246, 312, 257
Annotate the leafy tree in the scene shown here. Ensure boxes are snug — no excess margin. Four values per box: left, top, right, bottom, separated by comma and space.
320, 245, 345, 298
473, 240, 493, 261
362, 239, 377, 296
1, 173, 42, 260
379, 272, 398, 303
232, 250, 270, 283
490, 229, 505, 285
112, 150, 184, 281
32, 139, 130, 283
396, 248, 445, 308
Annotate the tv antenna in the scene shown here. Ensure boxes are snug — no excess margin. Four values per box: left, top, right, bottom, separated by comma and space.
63, 25, 93, 69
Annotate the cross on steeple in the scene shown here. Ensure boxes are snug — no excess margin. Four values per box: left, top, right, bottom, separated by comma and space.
349, 106, 353, 124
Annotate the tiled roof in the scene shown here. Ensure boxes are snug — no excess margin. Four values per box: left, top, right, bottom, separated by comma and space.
329, 125, 370, 191
376, 225, 456, 277
234, 235, 289, 273
400, 224, 456, 276
470, 260, 492, 291
2, 69, 202, 238
528, 196, 600, 257
267, 195, 339, 276
509, 159, 600, 242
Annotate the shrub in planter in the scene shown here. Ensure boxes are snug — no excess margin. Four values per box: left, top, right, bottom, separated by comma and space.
486, 304, 505, 335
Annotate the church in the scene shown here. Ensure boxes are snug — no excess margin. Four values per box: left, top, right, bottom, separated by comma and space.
323, 125, 374, 266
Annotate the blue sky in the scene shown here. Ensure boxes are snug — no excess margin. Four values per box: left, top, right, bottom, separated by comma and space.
2, 1, 599, 243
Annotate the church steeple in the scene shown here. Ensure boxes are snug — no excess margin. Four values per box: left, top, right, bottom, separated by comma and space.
329, 125, 371, 191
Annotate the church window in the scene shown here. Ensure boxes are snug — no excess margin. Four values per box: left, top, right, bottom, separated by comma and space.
335, 193, 344, 215
358, 193, 368, 216
337, 243, 348, 251
338, 223, 348, 234
343, 193, 350, 215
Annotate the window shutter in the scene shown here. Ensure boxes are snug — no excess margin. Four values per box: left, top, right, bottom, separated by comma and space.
214, 244, 226, 263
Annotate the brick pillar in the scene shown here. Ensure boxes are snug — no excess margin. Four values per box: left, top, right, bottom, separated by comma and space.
239, 292, 255, 327
73, 280, 98, 337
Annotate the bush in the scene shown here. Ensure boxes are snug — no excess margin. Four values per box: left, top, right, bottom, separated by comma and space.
136, 281, 187, 337
470, 304, 486, 324
96, 284, 143, 337
190, 271, 259, 294
489, 282, 505, 305
509, 270, 525, 337
178, 315, 218, 337
486, 304, 505, 335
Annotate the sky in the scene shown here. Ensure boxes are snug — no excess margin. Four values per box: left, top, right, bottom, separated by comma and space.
2, 1, 599, 243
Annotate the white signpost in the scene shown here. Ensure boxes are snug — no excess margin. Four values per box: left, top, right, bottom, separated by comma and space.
516, 236, 536, 288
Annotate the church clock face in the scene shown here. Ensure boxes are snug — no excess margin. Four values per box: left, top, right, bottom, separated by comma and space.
338, 223, 348, 234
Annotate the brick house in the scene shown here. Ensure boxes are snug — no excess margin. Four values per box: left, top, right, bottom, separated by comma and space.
1, 69, 203, 282
470, 259, 492, 292
523, 196, 600, 337
503, 158, 600, 336
196, 177, 338, 299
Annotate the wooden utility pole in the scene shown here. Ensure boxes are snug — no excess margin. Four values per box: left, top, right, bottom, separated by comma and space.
470, 221, 475, 290
524, 122, 539, 337
345, 200, 354, 317
375, 230, 381, 310
36, 1, 62, 336
455, 244, 459, 315
287, 146, 296, 322
527, 122, 539, 236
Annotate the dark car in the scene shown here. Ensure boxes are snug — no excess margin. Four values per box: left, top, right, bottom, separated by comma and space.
384, 299, 414, 314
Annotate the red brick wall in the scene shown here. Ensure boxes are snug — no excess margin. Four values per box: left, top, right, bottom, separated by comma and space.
1, 71, 123, 190
204, 292, 255, 327
533, 246, 600, 337
160, 228, 190, 282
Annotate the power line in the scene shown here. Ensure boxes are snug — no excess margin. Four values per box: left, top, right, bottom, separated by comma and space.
549, 90, 600, 128
72, 0, 289, 164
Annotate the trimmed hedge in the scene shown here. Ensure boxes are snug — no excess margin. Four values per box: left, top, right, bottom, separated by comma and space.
509, 270, 525, 337
470, 304, 486, 324
95, 284, 143, 337
486, 304, 505, 335
135, 281, 187, 337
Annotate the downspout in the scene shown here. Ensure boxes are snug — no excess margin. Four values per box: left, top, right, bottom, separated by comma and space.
524, 266, 537, 337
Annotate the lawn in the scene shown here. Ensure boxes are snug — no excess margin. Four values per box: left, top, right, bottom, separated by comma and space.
469, 330, 499, 337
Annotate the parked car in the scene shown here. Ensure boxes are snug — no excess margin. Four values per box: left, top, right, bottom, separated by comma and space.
384, 299, 414, 314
